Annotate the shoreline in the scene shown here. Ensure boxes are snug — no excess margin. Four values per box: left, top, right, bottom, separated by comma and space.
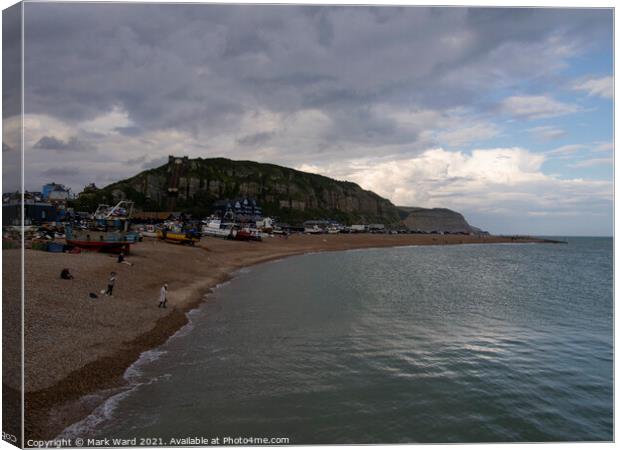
11, 234, 560, 440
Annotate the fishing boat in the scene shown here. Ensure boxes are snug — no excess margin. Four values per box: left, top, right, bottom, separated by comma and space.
232, 227, 262, 241
157, 221, 201, 245
65, 201, 140, 253
201, 218, 233, 239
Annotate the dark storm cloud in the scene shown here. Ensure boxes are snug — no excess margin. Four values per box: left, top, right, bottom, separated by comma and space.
237, 131, 275, 146
41, 167, 80, 178
33, 135, 95, 151
18, 3, 612, 169
115, 126, 143, 137
3, 3, 22, 119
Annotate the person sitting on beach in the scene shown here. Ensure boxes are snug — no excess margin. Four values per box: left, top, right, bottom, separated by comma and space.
117, 251, 133, 266
60, 268, 73, 280
158, 283, 168, 308
105, 272, 117, 296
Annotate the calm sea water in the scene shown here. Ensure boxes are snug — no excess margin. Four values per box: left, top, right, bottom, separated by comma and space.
61, 238, 613, 443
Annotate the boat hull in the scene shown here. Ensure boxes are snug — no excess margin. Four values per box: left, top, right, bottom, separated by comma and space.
202, 227, 232, 238
65, 239, 132, 253
64, 226, 139, 253
156, 230, 200, 245
233, 230, 262, 241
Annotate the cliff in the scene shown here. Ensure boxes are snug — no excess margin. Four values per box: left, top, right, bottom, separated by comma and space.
399, 207, 482, 233
86, 156, 402, 225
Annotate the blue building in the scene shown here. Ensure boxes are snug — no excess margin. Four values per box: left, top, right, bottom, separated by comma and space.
42, 182, 70, 201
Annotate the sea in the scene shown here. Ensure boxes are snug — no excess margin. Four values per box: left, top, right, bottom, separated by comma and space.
59, 237, 613, 444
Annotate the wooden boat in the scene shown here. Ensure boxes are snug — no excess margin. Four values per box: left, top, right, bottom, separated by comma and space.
65, 201, 140, 253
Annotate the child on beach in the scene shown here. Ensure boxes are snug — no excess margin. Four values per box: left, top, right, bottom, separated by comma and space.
105, 272, 117, 296
158, 283, 168, 308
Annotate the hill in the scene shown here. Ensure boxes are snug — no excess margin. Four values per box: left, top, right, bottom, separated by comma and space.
398, 206, 482, 233
77, 156, 403, 225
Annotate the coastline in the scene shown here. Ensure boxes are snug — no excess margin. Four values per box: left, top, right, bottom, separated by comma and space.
9, 233, 558, 440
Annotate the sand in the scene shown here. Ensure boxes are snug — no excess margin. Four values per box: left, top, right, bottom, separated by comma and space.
2, 233, 556, 440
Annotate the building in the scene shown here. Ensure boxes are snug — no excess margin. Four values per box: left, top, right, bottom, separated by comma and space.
3, 201, 57, 226
212, 197, 263, 222
42, 182, 70, 201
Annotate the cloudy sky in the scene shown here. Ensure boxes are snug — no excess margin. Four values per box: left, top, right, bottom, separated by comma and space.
3, 3, 614, 235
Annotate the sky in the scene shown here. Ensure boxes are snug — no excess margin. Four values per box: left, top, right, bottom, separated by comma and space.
2, 3, 614, 235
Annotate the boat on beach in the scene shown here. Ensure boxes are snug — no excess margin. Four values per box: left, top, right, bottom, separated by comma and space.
304, 225, 323, 234
201, 217, 262, 241
157, 221, 201, 245
64, 201, 140, 253
201, 218, 234, 239
232, 227, 262, 241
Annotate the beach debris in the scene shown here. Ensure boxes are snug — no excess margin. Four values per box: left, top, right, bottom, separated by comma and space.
89, 292, 98, 299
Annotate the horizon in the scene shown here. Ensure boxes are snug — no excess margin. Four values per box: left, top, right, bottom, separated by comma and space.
2, 4, 613, 236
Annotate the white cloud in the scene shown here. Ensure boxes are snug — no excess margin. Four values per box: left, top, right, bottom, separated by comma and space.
296, 147, 611, 233
592, 141, 613, 153
79, 106, 133, 134
572, 76, 613, 99
500, 95, 579, 120
545, 144, 585, 157
570, 157, 613, 168
528, 125, 566, 141
435, 122, 500, 147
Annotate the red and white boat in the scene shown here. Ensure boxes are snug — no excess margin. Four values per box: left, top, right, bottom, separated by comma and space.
65, 201, 140, 253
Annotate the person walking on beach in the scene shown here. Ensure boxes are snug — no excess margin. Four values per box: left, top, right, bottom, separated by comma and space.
158, 283, 168, 308
105, 272, 117, 296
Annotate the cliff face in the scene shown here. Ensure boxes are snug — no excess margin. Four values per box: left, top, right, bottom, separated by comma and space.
399, 207, 481, 233
99, 156, 402, 224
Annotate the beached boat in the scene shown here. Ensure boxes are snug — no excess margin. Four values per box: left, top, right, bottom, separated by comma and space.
65, 201, 140, 253
304, 225, 323, 234
272, 227, 288, 236
201, 218, 233, 239
157, 221, 201, 245
232, 227, 262, 241
139, 224, 159, 238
